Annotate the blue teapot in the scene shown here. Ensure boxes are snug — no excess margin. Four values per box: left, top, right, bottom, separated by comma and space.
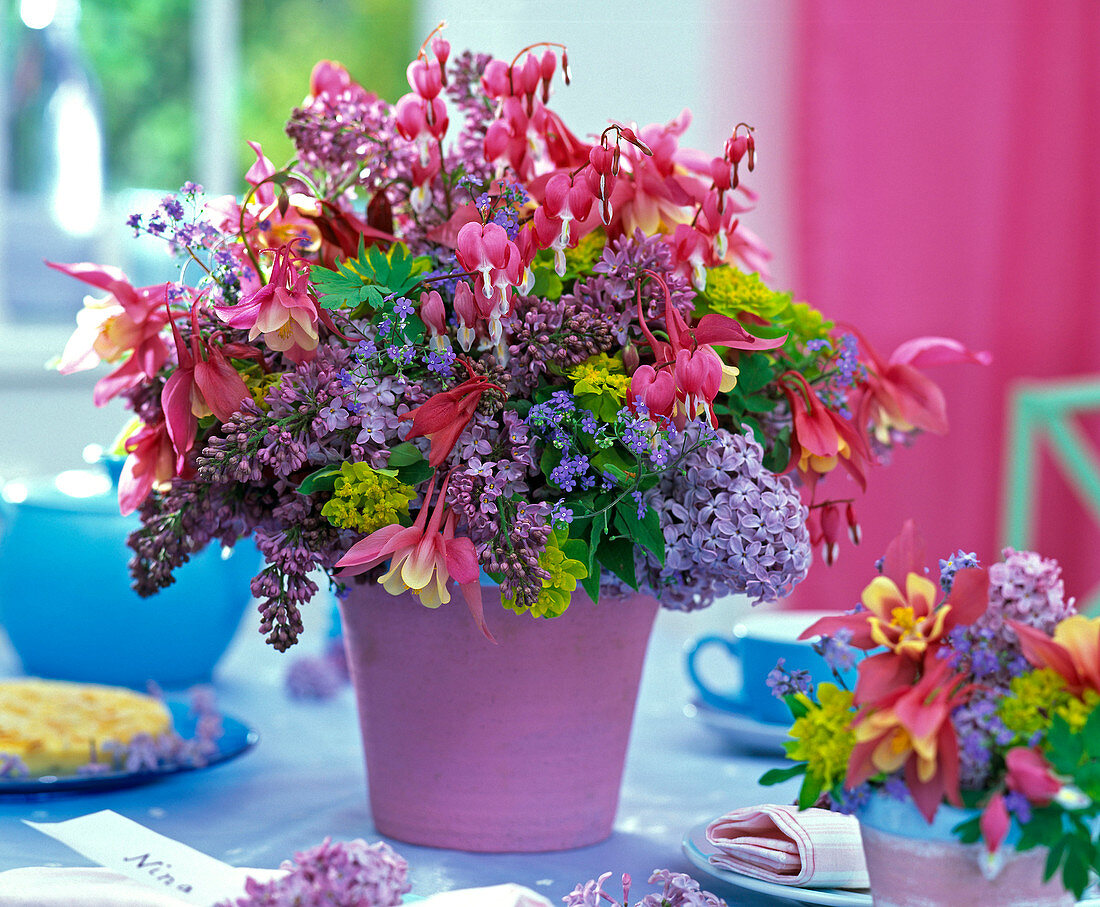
0, 461, 259, 689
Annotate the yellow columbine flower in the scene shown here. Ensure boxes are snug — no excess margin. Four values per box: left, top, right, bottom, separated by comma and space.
786, 683, 856, 790
861, 573, 948, 659
321, 462, 416, 535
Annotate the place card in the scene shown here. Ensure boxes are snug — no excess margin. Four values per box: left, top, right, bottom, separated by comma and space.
24, 810, 248, 905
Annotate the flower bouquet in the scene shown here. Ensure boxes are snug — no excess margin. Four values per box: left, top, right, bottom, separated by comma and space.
763, 521, 1100, 903
49, 27, 983, 849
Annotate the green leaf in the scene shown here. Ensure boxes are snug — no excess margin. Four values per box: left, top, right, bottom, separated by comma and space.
762, 436, 790, 474
612, 500, 665, 566
783, 693, 809, 719
1044, 837, 1066, 882
759, 763, 806, 786
951, 815, 982, 845
387, 442, 424, 468
395, 460, 434, 486
797, 773, 823, 810
529, 265, 564, 300
742, 394, 778, 413
581, 510, 608, 601
1063, 842, 1090, 899
1084, 706, 1100, 753
298, 465, 341, 496
540, 445, 564, 486
734, 353, 775, 394
561, 537, 589, 572
596, 533, 637, 589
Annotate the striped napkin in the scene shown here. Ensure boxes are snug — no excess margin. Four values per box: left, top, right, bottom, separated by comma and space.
706, 804, 869, 889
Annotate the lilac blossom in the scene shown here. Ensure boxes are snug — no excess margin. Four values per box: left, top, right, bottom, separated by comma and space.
635, 427, 810, 610
945, 547, 1077, 789
564, 869, 725, 907
286, 82, 414, 200
222, 838, 410, 907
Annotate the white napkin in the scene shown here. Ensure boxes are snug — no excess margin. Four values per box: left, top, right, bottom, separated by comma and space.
706, 804, 869, 889
0, 867, 281, 906
0, 868, 551, 907
418, 884, 552, 906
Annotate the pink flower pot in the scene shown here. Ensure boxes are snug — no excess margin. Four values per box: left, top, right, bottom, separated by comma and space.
338, 582, 659, 852
857, 795, 1073, 907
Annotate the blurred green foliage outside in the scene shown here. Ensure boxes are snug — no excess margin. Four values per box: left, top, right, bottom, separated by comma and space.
78, 0, 414, 191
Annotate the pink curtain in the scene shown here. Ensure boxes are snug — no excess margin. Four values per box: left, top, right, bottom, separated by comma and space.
788, 0, 1100, 607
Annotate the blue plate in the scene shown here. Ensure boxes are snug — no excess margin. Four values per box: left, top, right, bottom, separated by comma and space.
0, 701, 258, 797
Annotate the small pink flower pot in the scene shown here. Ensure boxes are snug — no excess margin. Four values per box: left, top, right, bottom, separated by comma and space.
857, 795, 1073, 906
338, 582, 659, 852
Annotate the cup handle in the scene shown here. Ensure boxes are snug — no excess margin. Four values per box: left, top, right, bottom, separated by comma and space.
685, 634, 746, 712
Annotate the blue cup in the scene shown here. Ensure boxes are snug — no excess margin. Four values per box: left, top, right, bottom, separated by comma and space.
685, 609, 853, 724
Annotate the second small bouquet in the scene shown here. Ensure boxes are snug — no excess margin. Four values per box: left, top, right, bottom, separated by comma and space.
762, 520, 1100, 899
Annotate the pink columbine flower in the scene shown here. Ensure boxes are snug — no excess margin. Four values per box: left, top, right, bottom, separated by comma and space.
855, 332, 992, 443
162, 300, 251, 470
399, 372, 504, 467
118, 419, 177, 516
335, 476, 492, 642
213, 245, 320, 363
46, 261, 170, 406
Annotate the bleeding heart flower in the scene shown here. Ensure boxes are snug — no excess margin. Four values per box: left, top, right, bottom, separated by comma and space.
1005, 747, 1062, 806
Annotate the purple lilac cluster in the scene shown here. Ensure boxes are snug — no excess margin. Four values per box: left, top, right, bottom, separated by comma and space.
349, 371, 422, 467
571, 230, 697, 343
947, 547, 1078, 789
639, 427, 810, 610
506, 295, 615, 392
563, 869, 726, 907
445, 411, 553, 608
285, 641, 350, 701
192, 343, 427, 651
286, 81, 413, 200
223, 838, 410, 907
198, 344, 364, 484
128, 480, 259, 597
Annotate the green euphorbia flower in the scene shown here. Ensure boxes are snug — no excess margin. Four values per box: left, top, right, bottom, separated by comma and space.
503, 529, 587, 618
321, 462, 416, 535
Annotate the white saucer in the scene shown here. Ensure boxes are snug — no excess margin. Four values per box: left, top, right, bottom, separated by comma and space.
682, 820, 1100, 907
682, 820, 869, 906
684, 697, 792, 755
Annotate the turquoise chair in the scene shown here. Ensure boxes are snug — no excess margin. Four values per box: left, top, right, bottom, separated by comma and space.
1001, 378, 1100, 615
